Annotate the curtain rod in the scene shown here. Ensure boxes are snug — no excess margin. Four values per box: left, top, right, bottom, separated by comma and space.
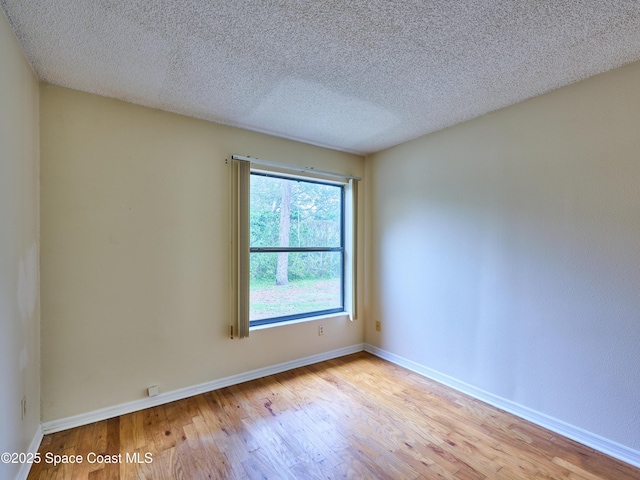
231, 155, 361, 181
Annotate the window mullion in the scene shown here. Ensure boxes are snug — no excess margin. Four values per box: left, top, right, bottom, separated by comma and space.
250, 247, 343, 253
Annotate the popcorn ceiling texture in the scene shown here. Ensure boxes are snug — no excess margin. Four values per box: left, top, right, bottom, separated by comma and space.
2, 1, 640, 155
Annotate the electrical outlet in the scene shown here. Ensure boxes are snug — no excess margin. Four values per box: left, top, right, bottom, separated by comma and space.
375, 321, 381, 332
318, 325, 325, 336
21, 396, 26, 420
148, 385, 160, 397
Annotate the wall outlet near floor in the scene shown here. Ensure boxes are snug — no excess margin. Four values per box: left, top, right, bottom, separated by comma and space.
21, 396, 26, 420
375, 321, 381, 332
318, 325, 325, 336
148, 385, 160, 397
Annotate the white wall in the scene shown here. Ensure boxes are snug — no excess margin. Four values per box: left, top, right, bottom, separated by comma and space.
39, 84, 365, 422
0, 10, 41, 480
366, 60, 640, 452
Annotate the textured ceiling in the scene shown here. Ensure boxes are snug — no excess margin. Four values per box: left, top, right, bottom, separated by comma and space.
2, 1, 640, 155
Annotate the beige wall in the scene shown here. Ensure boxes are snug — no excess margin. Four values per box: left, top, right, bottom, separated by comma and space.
0, 10, 41, 479
366, 60, 640, 451
40, 84, 365, 422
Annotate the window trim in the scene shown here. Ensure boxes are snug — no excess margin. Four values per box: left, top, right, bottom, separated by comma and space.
249, 171, 345, 327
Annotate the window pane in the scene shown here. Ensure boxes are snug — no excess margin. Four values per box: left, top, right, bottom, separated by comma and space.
250, 174, 342, 248
250, 251, 342, 321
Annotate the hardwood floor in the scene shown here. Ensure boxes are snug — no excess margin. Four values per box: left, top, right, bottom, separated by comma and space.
27, 352, 639, 479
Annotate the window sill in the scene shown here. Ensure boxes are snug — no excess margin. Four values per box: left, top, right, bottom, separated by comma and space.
250, 311, 349, 331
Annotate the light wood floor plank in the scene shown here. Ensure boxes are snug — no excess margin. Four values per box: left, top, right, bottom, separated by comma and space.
28, 352, 639, 479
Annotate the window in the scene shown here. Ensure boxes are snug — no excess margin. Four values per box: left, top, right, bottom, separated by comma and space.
229, 154, 358, 339
249, 172, 344, 326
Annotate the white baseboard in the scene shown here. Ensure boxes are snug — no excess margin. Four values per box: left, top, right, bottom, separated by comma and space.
364, 343, 640, 469
41, 343, 364, 435
16, 424, 43, 480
